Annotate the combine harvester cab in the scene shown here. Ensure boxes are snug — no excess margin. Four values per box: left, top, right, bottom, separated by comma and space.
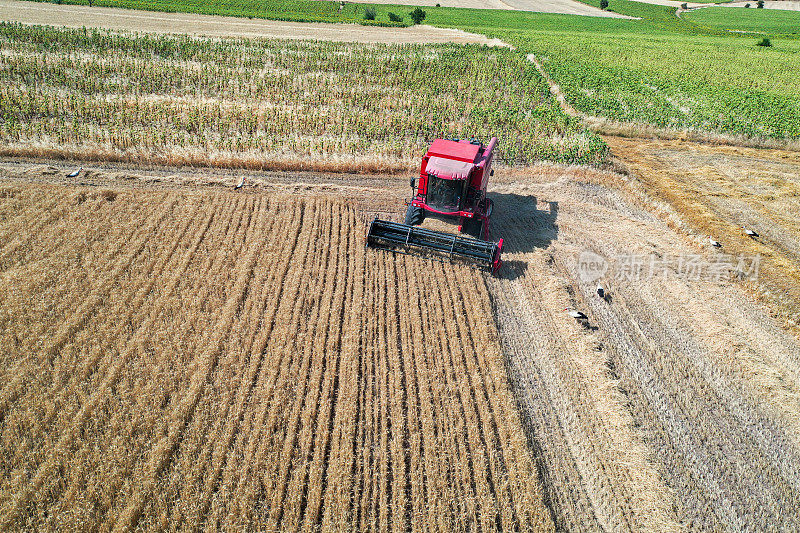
367, 137, 503, 273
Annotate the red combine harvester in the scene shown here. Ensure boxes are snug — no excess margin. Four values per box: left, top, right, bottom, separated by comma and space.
367, 137, 503, 273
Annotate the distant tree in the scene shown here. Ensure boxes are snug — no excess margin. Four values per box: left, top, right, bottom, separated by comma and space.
600, 0, 609, 9
681, 2, 687, 9
410, 7, 426, 24
363, 7, 376, 20
388, 12, 403, 22
757, 0, 764, 7
757, 37, 772, 46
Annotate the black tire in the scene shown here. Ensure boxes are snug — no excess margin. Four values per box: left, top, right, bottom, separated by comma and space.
462, 216, 484, 239
404, 204, 425, 226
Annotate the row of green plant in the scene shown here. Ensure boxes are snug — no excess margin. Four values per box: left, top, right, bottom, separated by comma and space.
0, 23, 607, 166
33, 0, 431, 27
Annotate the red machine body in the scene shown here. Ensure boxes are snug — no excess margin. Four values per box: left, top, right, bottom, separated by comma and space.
366, 137, 503, 273
410, 137, 497, 240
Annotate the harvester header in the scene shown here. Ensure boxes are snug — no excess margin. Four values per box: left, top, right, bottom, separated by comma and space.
367, 137, 503, 273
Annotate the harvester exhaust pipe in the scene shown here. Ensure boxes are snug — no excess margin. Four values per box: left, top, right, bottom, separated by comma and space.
366, 218, 503, 273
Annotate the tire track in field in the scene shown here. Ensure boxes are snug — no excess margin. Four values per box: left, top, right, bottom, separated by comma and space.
0, 193, 222, 527
0, 194, 177, 425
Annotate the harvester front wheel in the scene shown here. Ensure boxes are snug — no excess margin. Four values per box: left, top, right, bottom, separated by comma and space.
404, 204, 425, 226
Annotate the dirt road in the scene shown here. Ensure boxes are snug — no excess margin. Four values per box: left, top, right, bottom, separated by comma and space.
341, 0, 635, 17
4, 157, 799, 530
0, 0, 505, 45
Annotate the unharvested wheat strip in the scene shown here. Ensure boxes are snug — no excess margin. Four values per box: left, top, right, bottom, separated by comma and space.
0, 189, 157, 375
49, 194, 246, 521
1, 198, 212, 478
446, 270, 529, 528
456, 274, 550, 529
165, 200, 293, 526
0, 196, 218, 504
394, 256, 430, 531
275, 202, 350, 530
195, 201, 307, 529
204, 201, 314, 530
261, 200, 341, 528
108, 192, 256, 529
319, 208, 366, 531
446, 266, 515, 531
409, 259, 459, 531
420, 264, 488, 530
298, 204, 354, 529
149, 196, 281, 526
386, 251, 412, 531
186, 201, 307, 529
412, 261, 464, 530
0, 191, 77, 267
384, 256, 411, 533
110, 195, 266, 532
109, 193, 261, 531
336, 249, 373, 531
434, 264, 505, 532
253, 203, 338, 529
223, 201, 328, 527
359, 253, 381, 531
416, 263, 477, 528
375, 252, 397, 531
0, 194, 176, 423
29, 200, 206, 423
0, 194, 237, 527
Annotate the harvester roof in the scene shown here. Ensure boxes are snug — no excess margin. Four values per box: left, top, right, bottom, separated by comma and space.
425, 156, 474, 180
427, 139, 481, 163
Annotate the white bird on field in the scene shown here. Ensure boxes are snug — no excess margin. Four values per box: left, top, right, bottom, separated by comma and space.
565, 308, 588, 320
744, 228, 759, 238
66, 167, 82, 178
597, 285, 605, 299
235, 176, 245, 190
709, 237, 722, 248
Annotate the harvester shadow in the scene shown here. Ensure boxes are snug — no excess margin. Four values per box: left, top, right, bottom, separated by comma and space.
489, 193, 558, 280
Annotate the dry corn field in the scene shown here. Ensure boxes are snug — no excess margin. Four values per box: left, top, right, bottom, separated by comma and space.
0, 183, 553, 530
0, 23, 605, 172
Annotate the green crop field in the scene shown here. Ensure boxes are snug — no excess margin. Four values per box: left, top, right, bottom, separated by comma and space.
20, 0, 799, 143
684, 6, 800, 36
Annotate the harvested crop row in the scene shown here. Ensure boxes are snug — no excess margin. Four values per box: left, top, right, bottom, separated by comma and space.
0, 183, 553, 531
486, 168, 800, 531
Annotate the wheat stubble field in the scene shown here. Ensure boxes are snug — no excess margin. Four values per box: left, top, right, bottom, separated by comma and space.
0, 183, 553, 530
